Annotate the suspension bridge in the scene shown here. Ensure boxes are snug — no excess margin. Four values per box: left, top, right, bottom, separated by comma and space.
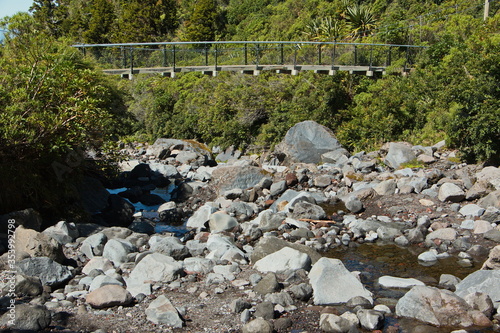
73, 41, 427, 79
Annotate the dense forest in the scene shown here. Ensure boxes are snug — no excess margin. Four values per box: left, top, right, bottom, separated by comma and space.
0, 0, 499, 215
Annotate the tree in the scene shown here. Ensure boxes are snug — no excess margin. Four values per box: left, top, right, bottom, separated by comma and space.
29, 0, 68, 38
184, 0, 218, 42
84, 0, 116, 44
114, 0, 178, 42
0, 13, 133, 215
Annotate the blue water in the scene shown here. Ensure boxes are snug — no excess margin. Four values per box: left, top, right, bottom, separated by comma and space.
107, 184, 188, 236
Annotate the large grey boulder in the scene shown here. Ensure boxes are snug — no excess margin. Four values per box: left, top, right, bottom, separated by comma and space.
89, 275, 124, 292
455, 270, 500, 307
86, 285, 133, 309
208, 212, 238, 232
253, 247, 311, 274
374, 179, 397, 196
291, 201, 327, 220
149, 236, 190, 260
186, 204, 217, 230
0, 304, 50, 331
145, 295, 184, 327
270, 180, 287, 197
438, 183, 466, 202
17, 257, 72, 287
256, 210, 286, 232
149, 163, 181, 178
384, 143, 416, 169
80, 232, 108, 258
175, 151, 199, 164
308, 257, 373, 305
82, 257, 114, 275
274, 120, 342, 164
128, 253, 183, 286
206, 234, 247, 264
264, 291, 296, 311
476, 166, 500, 190
43, 221, 79, 245
396, 285, 491, 327
478, 190, 500, 209
102, 238, 136, 267
15, 226, 65, 263
482, 207, 500, 223
321, 149, 350, 166
290, 283, 313, 301
459, 204, 486, 217
211, 165, 267, 194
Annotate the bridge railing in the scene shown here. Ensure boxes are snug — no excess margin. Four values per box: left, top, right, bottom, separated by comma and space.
73, 41, 425, 74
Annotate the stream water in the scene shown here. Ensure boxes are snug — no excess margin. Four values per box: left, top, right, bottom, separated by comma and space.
326, 242, 493, 332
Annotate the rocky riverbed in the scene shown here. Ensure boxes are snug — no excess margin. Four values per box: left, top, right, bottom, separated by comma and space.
1, 120, 500, 333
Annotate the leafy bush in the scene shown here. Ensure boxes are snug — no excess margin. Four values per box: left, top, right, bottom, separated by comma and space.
0, 14, 133, 215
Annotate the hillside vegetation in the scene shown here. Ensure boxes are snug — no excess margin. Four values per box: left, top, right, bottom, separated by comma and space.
0, 0, 499, 214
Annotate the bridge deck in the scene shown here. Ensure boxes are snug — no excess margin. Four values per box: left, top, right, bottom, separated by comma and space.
103, 64, 394, 78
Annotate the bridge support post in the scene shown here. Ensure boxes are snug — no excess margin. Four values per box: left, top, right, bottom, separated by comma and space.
318, 44, 322, 65
129, 47, 134, 80
162, 46, 167, 67
121, 46, 126, 69
205, 45, 209, 66
244, 43, 248, 65
331, 43, 336, 71
369, 45, 373, 68
293, 44, 297, 68
280, 44, 284, 65
255, 44, 260, 68
173, 45, 176, 72
214, 44, 218, 75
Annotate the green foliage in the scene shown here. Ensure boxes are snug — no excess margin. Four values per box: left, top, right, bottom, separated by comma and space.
0, 14, 133, 215
124, 71, 353, 149
114, 0, 178, 42
183, 0, 218, 42
303, 17, 347, 41
337, 13, 500, 163
345, 4, 377, 39
30, 0, 67, 38
84, 0, 115, 44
